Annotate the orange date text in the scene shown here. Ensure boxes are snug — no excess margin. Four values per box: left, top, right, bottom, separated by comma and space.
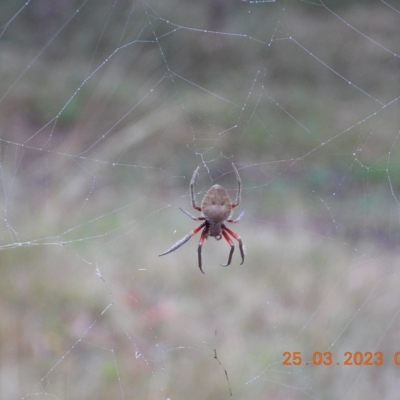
282, 351, 384, 366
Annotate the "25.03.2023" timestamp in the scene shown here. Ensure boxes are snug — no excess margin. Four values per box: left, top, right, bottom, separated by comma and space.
282, 351, 400, 366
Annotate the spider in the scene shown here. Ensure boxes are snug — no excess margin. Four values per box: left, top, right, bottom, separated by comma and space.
159, 163, 244, 274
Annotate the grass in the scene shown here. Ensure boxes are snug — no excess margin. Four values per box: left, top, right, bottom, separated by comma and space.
1, 183, 399, 398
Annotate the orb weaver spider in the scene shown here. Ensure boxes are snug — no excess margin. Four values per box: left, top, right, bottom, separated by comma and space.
159, 163, 244, 273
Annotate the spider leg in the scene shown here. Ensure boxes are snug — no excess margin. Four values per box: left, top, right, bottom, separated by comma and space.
159, 222, 205, 257
227, 209, 244, 223
231, 163, 241, 209
179, 207, 205, 221
197, 227, 208, 274
221, 230, 235, 267
190, 166, 202, 212
223, 226, 245, 265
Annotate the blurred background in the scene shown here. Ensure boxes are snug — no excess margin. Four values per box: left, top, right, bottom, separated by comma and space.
1, 0, 400, 399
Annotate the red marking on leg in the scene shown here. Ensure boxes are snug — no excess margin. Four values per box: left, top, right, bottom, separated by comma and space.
192, 224, 206, 235
222, 230, 234, 246
198, 228, 207, 245
223, 226, 241, 241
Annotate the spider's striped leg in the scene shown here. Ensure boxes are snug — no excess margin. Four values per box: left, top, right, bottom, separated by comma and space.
197, 228, 208, 274
190, 166, 202, 212
159, 222, 205, 257
220, 230, 234, 267
227, 209, 244, 224
231, 163, 241, 208
179, 207, 205, 221
222, 226, 244, 265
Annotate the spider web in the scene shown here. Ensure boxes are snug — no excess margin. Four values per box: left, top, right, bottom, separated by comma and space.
1, 0, 400, 399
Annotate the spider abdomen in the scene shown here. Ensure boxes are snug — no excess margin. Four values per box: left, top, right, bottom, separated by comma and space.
202, 185, 232, 223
